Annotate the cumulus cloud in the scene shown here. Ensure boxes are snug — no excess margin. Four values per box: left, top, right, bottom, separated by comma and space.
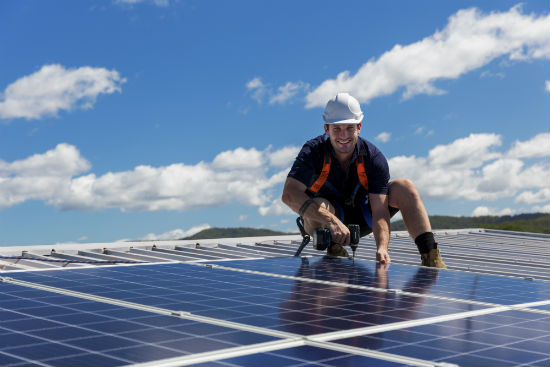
246, 77, 268, 103
0, 64, 126, 120
212, 147, 264, 170
140, 224, 211, 241
259, 199, 294, 216
306, 5, 550, 107
267, 146, 300, 168
0, 144, 90, 208
515, 188, 550, 204
2, 132, 547, 217
546, 80, 550, 93
375, 132, 391, 143
471, 206, 514, 217
0, 144, 296, 213
269, 81, 310, 104
389, 133, 549, 204
507, 132, 550, 158
115, 0, 169, 6
531, 203, 550, 213
247, 78, 309, 105
414, 127, 434, 136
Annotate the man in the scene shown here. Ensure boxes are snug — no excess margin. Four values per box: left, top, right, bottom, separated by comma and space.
281, 92, 446, 268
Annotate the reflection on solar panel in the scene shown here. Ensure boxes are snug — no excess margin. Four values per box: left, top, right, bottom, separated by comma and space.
1, 256, 549, 366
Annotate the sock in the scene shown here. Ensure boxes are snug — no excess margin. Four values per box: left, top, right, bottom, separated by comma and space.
414, 232, 438, 254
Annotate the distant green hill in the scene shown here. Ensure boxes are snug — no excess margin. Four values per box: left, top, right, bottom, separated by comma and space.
178, 213, 549, 240
391, 213, 549, 234
182, 227, 292, 240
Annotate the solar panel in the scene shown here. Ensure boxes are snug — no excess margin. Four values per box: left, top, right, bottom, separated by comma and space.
1, 256, 549, 367
0, 282, 280, 366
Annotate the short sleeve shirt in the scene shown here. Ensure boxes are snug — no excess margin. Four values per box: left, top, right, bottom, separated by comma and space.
288, 135, 390, 203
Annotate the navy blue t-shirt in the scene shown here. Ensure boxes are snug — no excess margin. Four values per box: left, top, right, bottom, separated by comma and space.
288, 135, 390, 204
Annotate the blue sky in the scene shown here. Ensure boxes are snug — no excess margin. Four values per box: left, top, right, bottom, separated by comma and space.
0, 0, 548, 246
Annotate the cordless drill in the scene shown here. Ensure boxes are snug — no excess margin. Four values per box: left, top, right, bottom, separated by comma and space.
312, 224, 360, 259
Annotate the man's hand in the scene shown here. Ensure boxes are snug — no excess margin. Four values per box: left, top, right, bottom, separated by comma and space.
376, 248, 391, 263
327, 219, 350, 246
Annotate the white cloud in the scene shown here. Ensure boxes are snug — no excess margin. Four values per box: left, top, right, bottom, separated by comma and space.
472, 206, 514, 217
389, 133, 549, 202
531, 203, 550, 213
115, 0, 169, 6
267, 146, 300, 168
0, 64, 126, 120
246, 77, 267, 103
507, 132, 550, 159
0, 143, 90, 178
546, 80, 550, 93
259, 199, 294, 216
2, 133, 546, 217
480, 70, 505, 79
247, 78, 309, 105
0, 144, 294, 213
306, 5, 550, 107
375, 132, 391, 143
269, 81, 309, 104
515, 188, 550, 204
427, 133, 501, 169
140, 224, 210, 241
0, 144, 90, 208
212, 147, 264, 170
415, 127, 434, 136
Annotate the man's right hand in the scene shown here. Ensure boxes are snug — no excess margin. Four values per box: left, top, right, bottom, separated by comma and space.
327, 219, 350, 246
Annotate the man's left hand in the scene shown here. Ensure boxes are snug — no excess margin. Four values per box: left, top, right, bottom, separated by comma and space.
376, 249, 391, 263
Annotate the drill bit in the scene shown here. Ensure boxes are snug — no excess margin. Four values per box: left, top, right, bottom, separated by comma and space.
349, 224, 360, 262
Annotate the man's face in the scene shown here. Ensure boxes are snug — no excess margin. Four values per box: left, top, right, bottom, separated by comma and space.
325, 123, 361, 157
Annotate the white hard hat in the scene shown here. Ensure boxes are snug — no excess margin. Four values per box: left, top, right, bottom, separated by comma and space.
322, 92, 364, 124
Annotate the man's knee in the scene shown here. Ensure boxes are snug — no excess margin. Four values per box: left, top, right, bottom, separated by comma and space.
389, 178, 421, 207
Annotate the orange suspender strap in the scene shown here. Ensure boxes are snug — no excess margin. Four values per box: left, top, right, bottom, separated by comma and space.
356, 155, 369, 191
308, 152, 331, 193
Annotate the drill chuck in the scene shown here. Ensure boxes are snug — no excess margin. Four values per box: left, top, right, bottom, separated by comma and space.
348, 224, 360, 252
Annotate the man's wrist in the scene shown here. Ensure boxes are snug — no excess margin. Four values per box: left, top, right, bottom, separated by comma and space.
298, 199, 315, 217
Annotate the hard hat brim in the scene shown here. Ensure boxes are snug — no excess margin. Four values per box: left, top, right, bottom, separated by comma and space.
323, 116, 363, 125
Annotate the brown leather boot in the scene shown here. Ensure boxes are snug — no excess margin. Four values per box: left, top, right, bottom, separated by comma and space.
421, 248, 447, 269
327, 243, 349, 257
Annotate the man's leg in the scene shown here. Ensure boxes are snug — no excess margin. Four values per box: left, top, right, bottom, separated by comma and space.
388, 179, 446, 268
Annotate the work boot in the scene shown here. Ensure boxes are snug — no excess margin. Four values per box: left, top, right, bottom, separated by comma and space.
421, 248, 447, 269
327, 243, 349, 257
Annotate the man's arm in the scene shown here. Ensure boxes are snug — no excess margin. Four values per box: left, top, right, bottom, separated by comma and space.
281, 177, 350, 245
369, 193, 391, 263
